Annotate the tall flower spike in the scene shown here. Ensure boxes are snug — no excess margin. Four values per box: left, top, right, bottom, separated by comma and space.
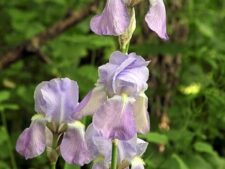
90, 0, 130, 35
145, 0, 169, 40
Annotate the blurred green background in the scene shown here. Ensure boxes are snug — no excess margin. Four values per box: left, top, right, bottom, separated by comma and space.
0, 0, 225, 168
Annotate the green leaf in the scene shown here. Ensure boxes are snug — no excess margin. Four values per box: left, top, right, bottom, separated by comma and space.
194, 141, 217, 156
0, 104, 19, 111
64, 163, 80, 169
0, 127, 8, 145
0, 91, 10, 102
139, 132, 168, 144
172, 154, 190, 169
0, 162, 10, 169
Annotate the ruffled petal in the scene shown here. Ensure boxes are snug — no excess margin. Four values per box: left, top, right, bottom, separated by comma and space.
93, 95, 136, 140
133, 93, 150, 133
98, 51, 149, 96
74, 85, 107, 119
34, 78, 79, 123
16, 122, 46, 159
116, 66, 149, 96
145, 0, 168, 40
60, 121, 90, 165
90, 0, 130, 35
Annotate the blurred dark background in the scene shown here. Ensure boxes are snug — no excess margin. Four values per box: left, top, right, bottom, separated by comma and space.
0, 0, 225, 168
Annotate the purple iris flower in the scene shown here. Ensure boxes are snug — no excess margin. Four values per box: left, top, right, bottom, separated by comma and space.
90, 0, 168, 40
85, 124, 148, 169
79, 51, 150, 140
16, 78, 90, 165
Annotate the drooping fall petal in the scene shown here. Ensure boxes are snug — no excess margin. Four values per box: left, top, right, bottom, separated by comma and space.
16, 122, 46, 159
90, 0, 130, 35
145, 0, 169, 40
93, 95, 136, 140
60, 121, 91, 165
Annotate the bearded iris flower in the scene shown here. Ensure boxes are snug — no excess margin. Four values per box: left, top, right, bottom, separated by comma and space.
85, 124, 148, 169
79, 51, 150, 140
16, 78, 90, 165
90, 0, 168, 40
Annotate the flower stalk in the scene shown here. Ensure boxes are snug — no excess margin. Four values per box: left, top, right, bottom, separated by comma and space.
111, 139, 119, 169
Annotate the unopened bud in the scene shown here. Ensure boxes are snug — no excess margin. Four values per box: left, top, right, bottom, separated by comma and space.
119, 8, 136, 53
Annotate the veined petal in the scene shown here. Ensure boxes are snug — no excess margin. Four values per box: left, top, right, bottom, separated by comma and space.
86, 124, 112, 163
60, 121, 91, 165
136, 139, 148, 156
145, 0, 168, 40
75, 85, 107, 119
85, 124, 102, 159
133, 93, 150, 133
118, 136, 137, 162
93, 95, 136, 140
16, 121, 46, 159
34, 78, 79, 123
90, 0, 130, 35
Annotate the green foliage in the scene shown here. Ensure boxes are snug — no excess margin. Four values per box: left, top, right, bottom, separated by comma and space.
0, 0, 225, 169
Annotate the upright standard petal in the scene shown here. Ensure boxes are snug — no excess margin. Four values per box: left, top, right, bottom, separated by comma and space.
16, 122, 46, 159
98, 51, 149, 97
90, 0, 130, 35
133, 93, 150, 133
60, 121, 91, 165
93, 95, 136, 140
75, 85, 107, 119
34, 78, 79, 123
145, 0, 168, 40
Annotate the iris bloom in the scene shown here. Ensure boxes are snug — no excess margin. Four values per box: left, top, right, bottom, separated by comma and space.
85, 124, 148, 169
90, 0, 168, 40
16, 78, 90, 165
79, 51, 150, 140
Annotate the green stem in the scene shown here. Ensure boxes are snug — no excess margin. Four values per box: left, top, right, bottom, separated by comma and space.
51, 162, 56, 169
111, 139, 118, 169
0, 110, 17, 169
121, 43, 130, 54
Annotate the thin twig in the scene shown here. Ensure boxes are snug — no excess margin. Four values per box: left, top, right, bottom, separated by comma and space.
0, 2, 97, 69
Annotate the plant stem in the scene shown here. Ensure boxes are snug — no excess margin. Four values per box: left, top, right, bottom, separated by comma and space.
51, 162, 56, 169
121, 43, 130, 54
0, 110, 17, 169
111, 139, 118, 169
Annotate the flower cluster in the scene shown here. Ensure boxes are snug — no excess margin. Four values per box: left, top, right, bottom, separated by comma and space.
16, 0, 169, 168
16, 51, 150, 167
